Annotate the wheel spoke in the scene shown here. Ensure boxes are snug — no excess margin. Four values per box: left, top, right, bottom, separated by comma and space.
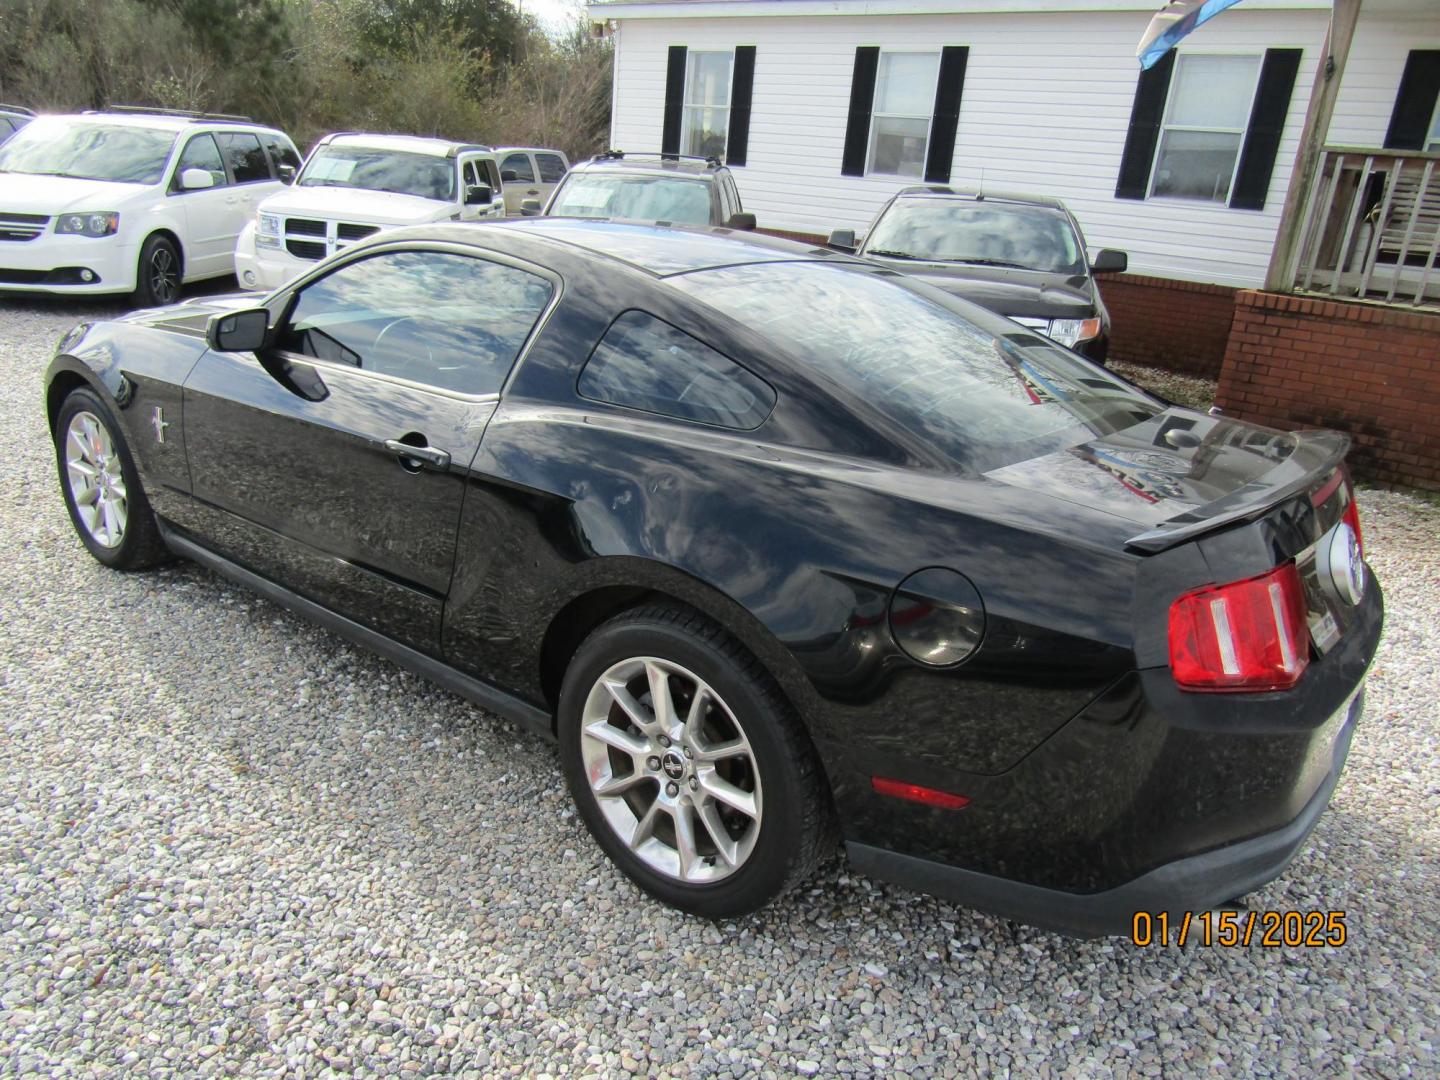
671, 804, 699, 879
71, 480, 99, 507
628, 799, 662, 851
603, 678, 654, 734
697, 801, 740, 868
67, 428, 94, 465
67, 459, 98, 482
583, 718, 648, 758
593, 769, 651, 799
682, 686, 710, 744
698, 771, 757, 819
645, 661, 677, 732
694, 738, 747, 763
100, 497, 120, 545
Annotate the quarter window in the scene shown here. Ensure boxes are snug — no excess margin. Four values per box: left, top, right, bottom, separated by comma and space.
682, 51, 733, 159
173, 134, 227, 190
502, 152, 535, 183
217, 131, 272, 183
536, 153, 568, 183
262, 133, 301, 173
277, 250, 553, 396
868, 52, 940, 178
1150, 54, 1261, 202
579, 310, 775, 430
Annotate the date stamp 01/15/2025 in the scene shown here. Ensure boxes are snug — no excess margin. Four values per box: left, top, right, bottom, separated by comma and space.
1130, 910, 1348, 948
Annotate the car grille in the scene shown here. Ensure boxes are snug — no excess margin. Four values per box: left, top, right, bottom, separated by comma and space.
337, 223, 379, 241
0, 212, 49, 242
282, 218, 386, 261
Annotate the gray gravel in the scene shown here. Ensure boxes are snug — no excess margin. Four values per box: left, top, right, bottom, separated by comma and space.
2, 294, 1437, 1078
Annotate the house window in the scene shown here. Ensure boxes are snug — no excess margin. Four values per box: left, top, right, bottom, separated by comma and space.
1428, 96, 1440, 152
682, 51, 733, 158
868, 52, 940, 178
1150, 53, 1261, 202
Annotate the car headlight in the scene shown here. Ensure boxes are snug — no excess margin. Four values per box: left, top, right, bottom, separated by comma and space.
1047, 317, 1102, 348
55, 212, 119, 238
258, 213, 280, 236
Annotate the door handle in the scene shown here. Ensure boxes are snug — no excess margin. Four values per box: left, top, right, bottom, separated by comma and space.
527, 189, 539, 195
384, 439, 450, 471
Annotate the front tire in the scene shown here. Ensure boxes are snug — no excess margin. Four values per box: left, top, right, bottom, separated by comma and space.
558, 604, 832, 918
54, 388, 170, 570
131, 234, 181, 307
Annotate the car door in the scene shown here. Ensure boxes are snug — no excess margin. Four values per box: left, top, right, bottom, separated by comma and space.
169, 133, 236, 280
499, 151, 541, 216
458, 155, 505, 220
532, 152, 569, 209
180, 243, 559, 654
216, 131, 283, 231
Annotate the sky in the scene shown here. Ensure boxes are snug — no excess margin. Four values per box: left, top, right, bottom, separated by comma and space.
512, 0, 587, 33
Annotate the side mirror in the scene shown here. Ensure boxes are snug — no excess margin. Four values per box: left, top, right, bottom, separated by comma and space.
277, 164, 296, 185
828, 228, 857, 253
726, 212, 757, 231
501, 169, 518, 183
206, 308, 269, 352
1090, 248, 1128, 274
180, 167, 215, 191
465, 184, 493, 206
520, 198, 543, 216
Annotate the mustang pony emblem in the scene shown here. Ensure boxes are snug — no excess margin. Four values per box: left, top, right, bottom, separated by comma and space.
150, 405, 169, 444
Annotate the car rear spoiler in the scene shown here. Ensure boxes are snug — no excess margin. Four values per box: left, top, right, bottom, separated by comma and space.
1125, 429, 1351, 554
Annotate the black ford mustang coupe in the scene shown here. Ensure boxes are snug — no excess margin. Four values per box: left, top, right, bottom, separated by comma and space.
45, 220, 1381, 935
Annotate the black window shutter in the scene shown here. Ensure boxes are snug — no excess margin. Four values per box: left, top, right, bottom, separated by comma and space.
1384, 50, 1440, 150
662, 46, 687, 157
1115, 50, 1175, 200
924, 46, 969, 184
842, 46, 880, 177
727, 46, 756, 166
1230, 48, 1301, 211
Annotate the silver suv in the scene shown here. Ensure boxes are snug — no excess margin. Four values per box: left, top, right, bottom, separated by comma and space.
533, 151, 754, 230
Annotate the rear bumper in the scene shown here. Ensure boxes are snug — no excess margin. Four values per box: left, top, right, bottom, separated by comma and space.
848, 688, 1362, 937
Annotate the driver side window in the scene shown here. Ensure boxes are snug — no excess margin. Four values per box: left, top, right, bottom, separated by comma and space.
275, 250, 554, 396
172, 134, 228, 192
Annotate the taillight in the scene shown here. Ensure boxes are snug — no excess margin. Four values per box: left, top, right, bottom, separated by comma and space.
1168, 563, 1310, 692
1342, 485, 1364, 558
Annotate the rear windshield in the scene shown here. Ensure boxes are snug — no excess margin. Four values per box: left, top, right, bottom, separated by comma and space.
299, 146, 455, 201
670, 262, 1160, 472
549, 174, 712, 226
865, 201, 1085, 274
0, 119, 176, 184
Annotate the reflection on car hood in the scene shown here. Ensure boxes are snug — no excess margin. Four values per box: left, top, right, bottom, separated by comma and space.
257, 185, 454, 225
115, 291, 267, 332
872, 259, 1095, 320
0, 172, 152, 213
986, 409, 1302, 530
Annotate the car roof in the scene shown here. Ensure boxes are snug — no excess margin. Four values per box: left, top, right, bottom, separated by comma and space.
391, 218, 852, 277
494, 146, 567, 157
576, 152, 723, 177
24, 111, 284, 135
892, 186, 1069, 211
324, 133, 489, 158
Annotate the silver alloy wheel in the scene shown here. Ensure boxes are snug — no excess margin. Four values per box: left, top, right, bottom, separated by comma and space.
149, 245, 178, 303
64, 411, 128, 548
579, 656, 762, 883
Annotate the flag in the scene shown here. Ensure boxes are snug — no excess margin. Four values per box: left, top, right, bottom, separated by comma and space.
1137, 0, 1249, 69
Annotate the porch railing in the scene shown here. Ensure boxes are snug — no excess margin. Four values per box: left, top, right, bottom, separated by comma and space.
1286, 147, 1440, 308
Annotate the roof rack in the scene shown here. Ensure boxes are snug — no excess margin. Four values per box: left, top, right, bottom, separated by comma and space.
89, 105, 256, 124
592, 149, 724, 169
319, 131, 491, 155
899, 185, 957, 197
0, 104, 36, 116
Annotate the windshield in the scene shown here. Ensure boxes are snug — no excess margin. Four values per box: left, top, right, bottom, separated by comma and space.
671, 262, 1159, 472
864, 201, 1086, 274
548, 174, 712, 225
0, 119, 176, 184
298, 146, 456, 201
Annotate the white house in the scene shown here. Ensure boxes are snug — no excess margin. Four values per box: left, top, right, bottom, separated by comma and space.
587, 0, 1438, 292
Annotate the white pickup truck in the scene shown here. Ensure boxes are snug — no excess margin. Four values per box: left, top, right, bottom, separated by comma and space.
234, 133, 507, 291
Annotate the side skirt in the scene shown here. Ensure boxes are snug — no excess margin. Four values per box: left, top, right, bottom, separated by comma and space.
159, 522, 556, 742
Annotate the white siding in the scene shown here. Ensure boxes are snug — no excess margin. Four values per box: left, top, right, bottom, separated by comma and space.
609, 8, 1331, 287
1328, 7, 1440, 148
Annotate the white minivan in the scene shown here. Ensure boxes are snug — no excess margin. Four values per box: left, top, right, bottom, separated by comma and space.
234, 133, 507, 291
0, 109, 299, 306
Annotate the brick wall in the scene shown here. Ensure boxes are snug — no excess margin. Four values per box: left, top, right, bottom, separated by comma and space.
1098, 274, 1238, 378
1216, 291, 1440, 491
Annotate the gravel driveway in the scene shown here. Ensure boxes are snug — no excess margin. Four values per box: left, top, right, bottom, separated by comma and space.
1, 295, 1436, 1078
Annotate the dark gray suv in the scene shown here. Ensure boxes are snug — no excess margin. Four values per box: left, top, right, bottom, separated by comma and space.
529, 151, 755, 231
831, 187, 1127, 363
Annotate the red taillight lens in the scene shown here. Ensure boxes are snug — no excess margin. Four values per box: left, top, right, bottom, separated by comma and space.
1168, 563, 1310, 692
871, 776, 971, 809
1342, 487, 1364, 558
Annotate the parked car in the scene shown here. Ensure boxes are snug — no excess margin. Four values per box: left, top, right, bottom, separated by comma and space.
0, 107, 299, 306
830, 187, 1127, 362
234, 132, 506, 291
0, 104, 35, 145
493, 146, 569, 216
533, 150, 755, 230
45, 220, 1380, 934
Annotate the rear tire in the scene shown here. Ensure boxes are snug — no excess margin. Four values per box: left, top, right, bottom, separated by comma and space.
54, 387, 171, 571
558, 603, 833, 918
131, 234, 181, 308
